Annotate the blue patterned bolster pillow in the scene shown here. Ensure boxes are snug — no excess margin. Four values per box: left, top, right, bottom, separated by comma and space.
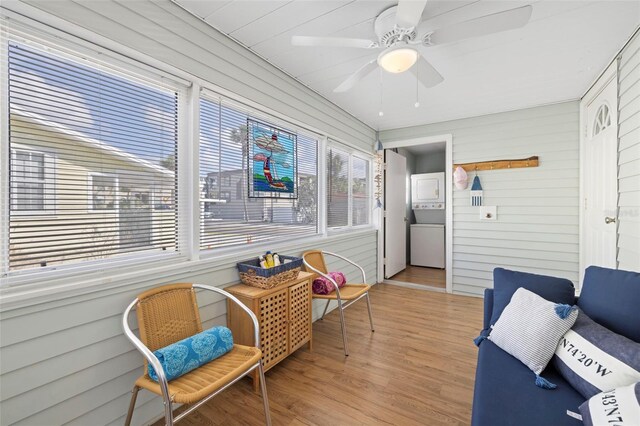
148, 326, 234, 382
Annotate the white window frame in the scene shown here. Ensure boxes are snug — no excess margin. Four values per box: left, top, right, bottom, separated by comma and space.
351, 151, 373, 228
9, 147, 56, 216
87, 172, 119, 212
196, 91, 324, 257
1, 25, 189, 283
326, 142, 374, 231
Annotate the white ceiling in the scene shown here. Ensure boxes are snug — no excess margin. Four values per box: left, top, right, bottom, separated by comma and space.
174, 0, 640, 131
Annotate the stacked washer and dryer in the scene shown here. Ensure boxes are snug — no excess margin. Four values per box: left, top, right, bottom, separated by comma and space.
410, 172, 445, 268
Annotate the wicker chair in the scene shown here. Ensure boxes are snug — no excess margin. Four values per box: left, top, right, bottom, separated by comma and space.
122, 283, 271, 426
302, 250, 374, 356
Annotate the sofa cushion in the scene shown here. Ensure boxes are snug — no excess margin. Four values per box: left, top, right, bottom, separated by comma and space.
490, 268, 575, 326
578, 266, 640, 343
489, 288, 578, 380
552, 309, 640, 399
472, 339, 584, 426
579, 382, 640, 426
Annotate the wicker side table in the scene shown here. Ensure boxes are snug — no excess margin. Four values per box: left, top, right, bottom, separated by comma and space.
226, 272, 313, 391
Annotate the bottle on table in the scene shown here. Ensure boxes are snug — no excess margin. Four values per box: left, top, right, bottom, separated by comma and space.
265, 251, 274, 268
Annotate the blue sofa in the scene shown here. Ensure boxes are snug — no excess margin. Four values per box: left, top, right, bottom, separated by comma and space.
471, 266, 640, 426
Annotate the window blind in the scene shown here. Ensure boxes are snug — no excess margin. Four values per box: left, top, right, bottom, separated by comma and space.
199, 96, 318, 251
352, 156, 371, 226
7, 41, 179, 273
327, 147, 350, 227
327, 145, 372, 228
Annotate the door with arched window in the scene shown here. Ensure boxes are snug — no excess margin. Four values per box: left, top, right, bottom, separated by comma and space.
581, 63, 618, 282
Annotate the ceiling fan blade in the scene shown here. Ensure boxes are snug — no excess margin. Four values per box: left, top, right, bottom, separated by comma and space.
291, 36, 377, 49
427, 5, 533, 45
411, 55, 444, 88
334, 60, 378, 93
396, 0, 428, 29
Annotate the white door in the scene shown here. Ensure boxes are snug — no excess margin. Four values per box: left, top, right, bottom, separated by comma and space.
582, 67, 618, 278
384, 150, 407, 278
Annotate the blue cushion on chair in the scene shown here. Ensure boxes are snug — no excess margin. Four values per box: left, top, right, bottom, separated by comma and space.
578, 266, 640, 343
148, 326, 234, 382
490, 268, 575, 326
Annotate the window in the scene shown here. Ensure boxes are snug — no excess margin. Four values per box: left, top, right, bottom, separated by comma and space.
327, 147, 349, 227
593, 103, 612, 136
89, 174, 117, 210
327, 145, 371, 228
199, 97, 319, 250
352, 156, 371, 226
6, 40, 180, 273
10, 148, 54, 212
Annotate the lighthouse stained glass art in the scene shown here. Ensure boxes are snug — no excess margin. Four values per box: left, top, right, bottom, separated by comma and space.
248, 119, 297, 199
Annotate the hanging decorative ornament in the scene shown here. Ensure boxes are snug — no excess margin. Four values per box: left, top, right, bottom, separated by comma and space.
470, 172, 483, 206
453, 166, 468, 190
374, 153, 383, 208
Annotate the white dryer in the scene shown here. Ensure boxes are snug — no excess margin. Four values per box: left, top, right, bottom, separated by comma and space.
410, 224, 445, 268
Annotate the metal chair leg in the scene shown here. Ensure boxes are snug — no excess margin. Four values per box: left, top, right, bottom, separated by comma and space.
337, 299, 349, 356
320, 299, 331, 320
161, 392, 174, 426
258, 361, 272, 426
124, 385, 140, 426
366, 292, 375, 332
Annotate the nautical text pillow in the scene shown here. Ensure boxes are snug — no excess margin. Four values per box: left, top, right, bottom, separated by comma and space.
579, 382, 640, 426
552, 309, 640, 399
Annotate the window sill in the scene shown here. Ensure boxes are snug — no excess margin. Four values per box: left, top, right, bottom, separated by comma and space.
0, 228, 377, 312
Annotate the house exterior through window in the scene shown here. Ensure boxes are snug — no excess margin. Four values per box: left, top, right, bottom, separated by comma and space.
10, 149, 52, 212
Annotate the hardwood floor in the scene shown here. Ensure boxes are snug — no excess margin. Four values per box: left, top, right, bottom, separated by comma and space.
155, 284, 483, 426
389, 265, 446, 288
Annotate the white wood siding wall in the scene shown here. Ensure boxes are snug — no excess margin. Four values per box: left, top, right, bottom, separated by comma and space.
380, 102, 581, 296
0, 1, 377, 425
617, 30, 640, 271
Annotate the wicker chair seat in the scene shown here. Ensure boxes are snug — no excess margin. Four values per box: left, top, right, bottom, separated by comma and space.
135, 344, 262, 404
312, 284, 371, 300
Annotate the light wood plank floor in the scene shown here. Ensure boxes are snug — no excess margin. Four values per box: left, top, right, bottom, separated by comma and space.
390, 265, 446, 288
156, 284, 483, 426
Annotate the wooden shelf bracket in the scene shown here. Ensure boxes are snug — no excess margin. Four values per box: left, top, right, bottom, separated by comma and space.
454, 156, 539, 172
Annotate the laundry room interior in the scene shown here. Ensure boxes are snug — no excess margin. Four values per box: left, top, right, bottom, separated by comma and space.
387, 141, 447, 290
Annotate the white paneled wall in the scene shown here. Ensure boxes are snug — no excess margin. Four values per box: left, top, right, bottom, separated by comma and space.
381, 102, 581, 295
617, 30, 640, 271
0, 1, 376, 425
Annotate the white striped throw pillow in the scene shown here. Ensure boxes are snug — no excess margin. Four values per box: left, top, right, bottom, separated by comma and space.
488, 287, 579, 388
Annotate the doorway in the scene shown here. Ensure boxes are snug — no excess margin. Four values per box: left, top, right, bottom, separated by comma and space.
379, 134, 453, 293
580, 62, 619, 285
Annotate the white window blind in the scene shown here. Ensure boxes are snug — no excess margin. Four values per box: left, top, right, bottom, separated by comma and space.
6, 41, 179, 273
199, 96, 318, 251
352, 156, 371, 226
327, 145, 371, 228
327, 147, 350, 227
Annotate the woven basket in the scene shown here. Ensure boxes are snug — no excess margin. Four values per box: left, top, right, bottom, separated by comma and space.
237, 255, 303, 289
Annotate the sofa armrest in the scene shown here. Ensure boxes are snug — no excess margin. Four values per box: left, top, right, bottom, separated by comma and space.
483, 288, 494, 330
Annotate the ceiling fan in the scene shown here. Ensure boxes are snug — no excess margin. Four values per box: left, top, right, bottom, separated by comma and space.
291, 1, 533, 93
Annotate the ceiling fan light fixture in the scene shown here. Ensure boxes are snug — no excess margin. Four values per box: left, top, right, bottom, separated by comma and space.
377, 45, 418, 73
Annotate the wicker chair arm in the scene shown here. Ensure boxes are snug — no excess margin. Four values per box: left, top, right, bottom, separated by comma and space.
322, 251, 367, 284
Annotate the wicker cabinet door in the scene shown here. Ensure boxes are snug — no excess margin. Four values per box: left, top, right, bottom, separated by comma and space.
288, 280, 311, 352
259, 288, 289, 370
